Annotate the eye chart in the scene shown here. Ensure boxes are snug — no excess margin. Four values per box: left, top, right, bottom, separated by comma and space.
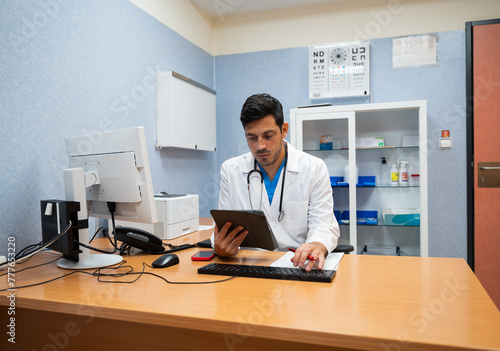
309, 41, 370, 99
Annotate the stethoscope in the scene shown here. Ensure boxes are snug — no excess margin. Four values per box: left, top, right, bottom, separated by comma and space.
247, 145, 287, 222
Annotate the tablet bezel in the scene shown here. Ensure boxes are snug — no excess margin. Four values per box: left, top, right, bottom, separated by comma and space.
210, 209, 278, 251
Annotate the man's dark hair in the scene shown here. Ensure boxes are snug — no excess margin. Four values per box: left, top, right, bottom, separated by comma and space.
240, 93, 284, 130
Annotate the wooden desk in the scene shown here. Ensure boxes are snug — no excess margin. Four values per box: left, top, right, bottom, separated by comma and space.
1, 226, 500, 351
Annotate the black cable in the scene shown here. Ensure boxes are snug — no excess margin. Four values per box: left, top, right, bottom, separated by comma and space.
103, 228, 115, 247
0, 269, 95, 292
89, 227, 106, 243
0, 254, 62, 277
95, 262, 237, 285
0, 260, 237, 291
15, 241, 43, 259
78, 242, 120, 254
78, 203, 120, 255
0, 221, 73, 268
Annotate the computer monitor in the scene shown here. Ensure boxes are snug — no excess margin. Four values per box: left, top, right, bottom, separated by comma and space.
50, 126, 158, 269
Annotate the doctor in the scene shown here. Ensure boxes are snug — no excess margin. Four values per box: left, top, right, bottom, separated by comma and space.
213, 93, 340, 271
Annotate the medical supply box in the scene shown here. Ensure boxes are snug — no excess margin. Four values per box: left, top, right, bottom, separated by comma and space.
114, 194, 199, 240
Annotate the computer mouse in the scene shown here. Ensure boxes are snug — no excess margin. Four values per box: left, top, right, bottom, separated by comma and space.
151, 253, 180, 268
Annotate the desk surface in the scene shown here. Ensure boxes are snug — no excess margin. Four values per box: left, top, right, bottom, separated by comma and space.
1, 225, 500, 351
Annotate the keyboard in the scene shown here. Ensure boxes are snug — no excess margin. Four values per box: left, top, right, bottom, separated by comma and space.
198, 263, 336, 283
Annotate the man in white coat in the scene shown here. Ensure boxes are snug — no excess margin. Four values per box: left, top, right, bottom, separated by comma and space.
214, 93, 340, 271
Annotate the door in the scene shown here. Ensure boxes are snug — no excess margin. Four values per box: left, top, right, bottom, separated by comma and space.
466, 19, 500, 309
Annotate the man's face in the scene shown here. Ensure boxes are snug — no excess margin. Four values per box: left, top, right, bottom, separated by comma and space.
244, 115, 288, 167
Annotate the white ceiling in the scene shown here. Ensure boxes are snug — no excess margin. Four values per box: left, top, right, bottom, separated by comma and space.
190, 0, 344, 18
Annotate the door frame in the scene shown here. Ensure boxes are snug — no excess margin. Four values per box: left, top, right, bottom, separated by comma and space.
465, 18, 500, 271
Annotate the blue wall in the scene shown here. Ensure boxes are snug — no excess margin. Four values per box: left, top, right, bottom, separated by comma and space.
0, 1, 467, 260
215, 31, 467, 259
0, 0, 218, 251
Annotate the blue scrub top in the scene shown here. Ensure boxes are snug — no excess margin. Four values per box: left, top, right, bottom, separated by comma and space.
257, 157, 286, 205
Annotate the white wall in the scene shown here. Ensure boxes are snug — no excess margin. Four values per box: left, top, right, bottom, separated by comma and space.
130, 0, 500, 56
129, 0, 213, 54
212, 0, 500, 55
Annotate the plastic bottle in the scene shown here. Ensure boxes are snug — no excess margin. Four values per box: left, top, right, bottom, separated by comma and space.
399, 160, 409, 186
379, 157, 389, 186
390, 164, 399, 186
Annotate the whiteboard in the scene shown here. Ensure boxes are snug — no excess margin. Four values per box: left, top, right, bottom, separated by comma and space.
156, 71, 216, 151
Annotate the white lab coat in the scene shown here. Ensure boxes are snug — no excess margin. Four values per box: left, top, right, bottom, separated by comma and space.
215, 142, 339, 253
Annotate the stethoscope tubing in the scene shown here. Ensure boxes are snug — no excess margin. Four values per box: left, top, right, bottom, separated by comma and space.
247, 145, 287, 222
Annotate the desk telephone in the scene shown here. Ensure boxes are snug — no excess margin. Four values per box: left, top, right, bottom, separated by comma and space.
114, 226, 195, 254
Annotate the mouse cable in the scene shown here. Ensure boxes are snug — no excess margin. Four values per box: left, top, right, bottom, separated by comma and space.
0, 260, 236, 292
94, 262, 237, 285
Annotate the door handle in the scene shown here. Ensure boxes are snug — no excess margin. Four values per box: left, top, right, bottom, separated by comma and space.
478, 162, 500, 188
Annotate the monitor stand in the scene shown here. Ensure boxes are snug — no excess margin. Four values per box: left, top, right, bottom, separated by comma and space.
60, 168, 123, 270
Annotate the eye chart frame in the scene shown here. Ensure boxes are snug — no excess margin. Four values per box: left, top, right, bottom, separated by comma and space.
309, 41, 370, 99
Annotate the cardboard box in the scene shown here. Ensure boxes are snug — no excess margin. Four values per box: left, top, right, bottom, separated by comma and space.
356, 136, 384, 148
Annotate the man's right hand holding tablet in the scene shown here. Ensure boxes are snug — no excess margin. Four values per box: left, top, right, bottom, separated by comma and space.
213, 222, 249, 257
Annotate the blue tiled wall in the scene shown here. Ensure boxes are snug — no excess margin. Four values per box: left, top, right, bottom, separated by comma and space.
0, 0, 217, 250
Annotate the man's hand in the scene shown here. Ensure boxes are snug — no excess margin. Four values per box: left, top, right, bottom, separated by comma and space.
290, 242, 327, 271
213, 221, 249, 257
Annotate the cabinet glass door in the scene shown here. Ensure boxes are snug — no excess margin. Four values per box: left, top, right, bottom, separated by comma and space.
354, 109, 421, 256
291, 111, 356, 250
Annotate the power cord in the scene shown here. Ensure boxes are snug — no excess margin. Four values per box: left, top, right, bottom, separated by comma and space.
78, 202, 119, 254
0, 221, 73, 267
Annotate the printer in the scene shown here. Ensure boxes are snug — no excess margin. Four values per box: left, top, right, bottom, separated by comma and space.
113, 194, 199, 240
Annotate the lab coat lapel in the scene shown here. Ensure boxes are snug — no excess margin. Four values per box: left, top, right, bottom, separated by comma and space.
283, 143, 299, 195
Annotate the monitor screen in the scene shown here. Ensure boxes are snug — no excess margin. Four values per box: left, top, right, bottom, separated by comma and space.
43, 126, 158, 270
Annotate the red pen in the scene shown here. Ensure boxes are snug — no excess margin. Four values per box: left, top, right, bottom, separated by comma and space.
288, 248, 317, 261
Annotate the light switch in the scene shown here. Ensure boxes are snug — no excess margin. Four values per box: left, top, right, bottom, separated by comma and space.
439, 138, 452, 150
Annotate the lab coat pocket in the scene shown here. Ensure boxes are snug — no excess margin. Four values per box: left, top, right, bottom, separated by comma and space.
285, 201, 308, 235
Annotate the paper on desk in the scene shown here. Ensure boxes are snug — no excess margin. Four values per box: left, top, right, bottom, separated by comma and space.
270, 251, 344, 271
198, 224, 215, 231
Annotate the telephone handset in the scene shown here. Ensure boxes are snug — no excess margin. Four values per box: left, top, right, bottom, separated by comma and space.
114, 226, 164, 253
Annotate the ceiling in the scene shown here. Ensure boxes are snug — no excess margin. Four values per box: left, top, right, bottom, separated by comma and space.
190, 0, 344, 18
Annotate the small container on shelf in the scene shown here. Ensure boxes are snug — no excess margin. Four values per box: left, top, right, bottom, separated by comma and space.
357, 176, 376, 187
339, 210, 378, 225
411, 174, 420, 186
320, 135, 333, 150
382, 209, 420, 226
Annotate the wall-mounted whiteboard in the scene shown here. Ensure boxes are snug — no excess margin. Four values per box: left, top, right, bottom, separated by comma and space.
156, 71, 216, 151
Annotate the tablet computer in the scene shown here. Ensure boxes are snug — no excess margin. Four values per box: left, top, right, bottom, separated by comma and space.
210, 210, 278, 251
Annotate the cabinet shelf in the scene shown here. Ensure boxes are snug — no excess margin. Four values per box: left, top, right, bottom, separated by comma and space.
338, 223, 420, 227
332, 185, 420, 188
305, 146, 419, 152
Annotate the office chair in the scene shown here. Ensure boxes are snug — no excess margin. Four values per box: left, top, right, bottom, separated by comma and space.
332, 244, 355, 254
